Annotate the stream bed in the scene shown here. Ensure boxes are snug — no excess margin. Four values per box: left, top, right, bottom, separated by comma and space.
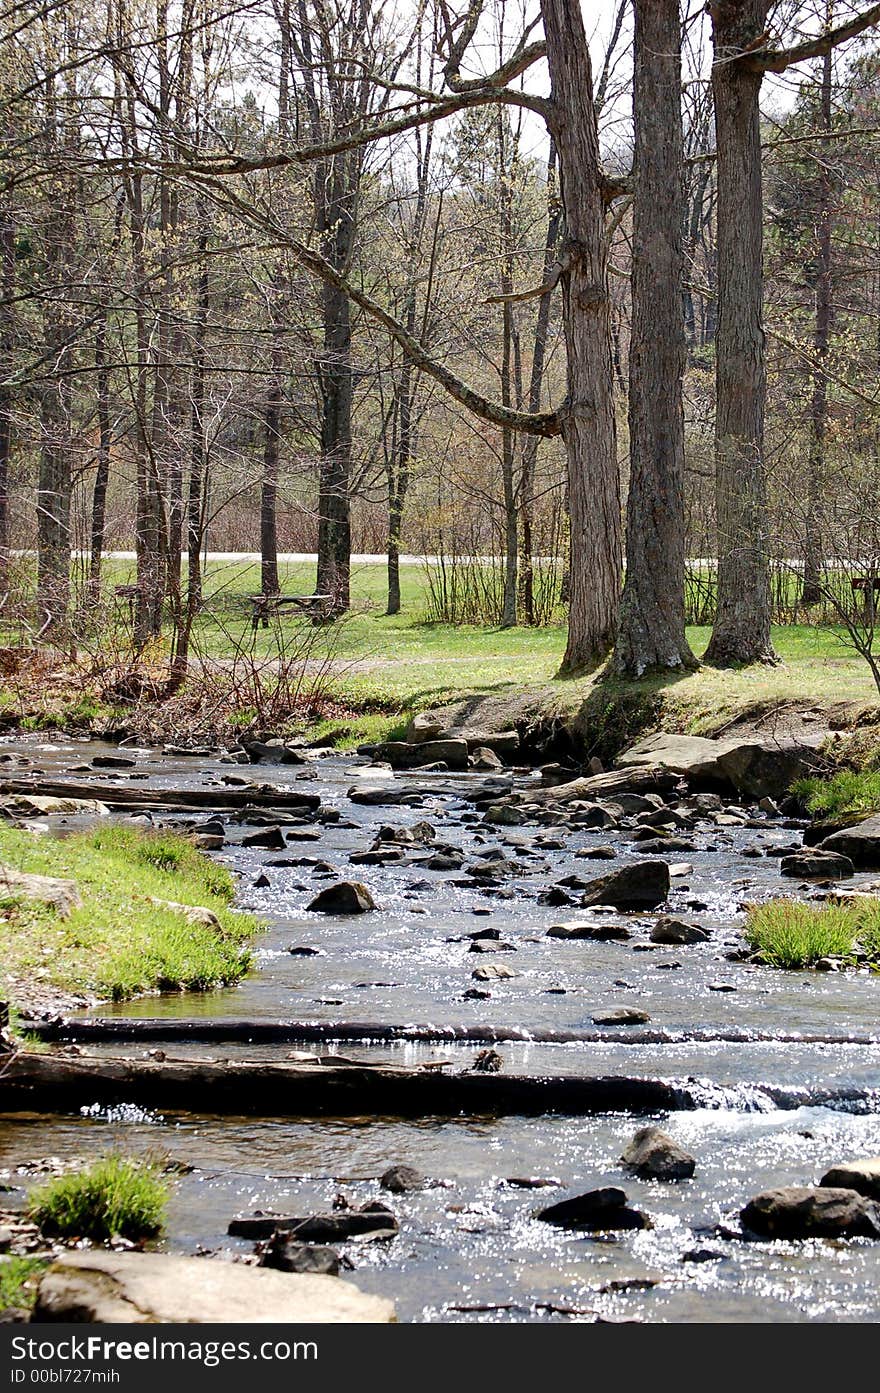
2, 733, 880, 1322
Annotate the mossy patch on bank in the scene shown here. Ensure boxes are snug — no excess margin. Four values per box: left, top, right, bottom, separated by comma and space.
0, 1256, 48, 1312
0, 825, 259, 1003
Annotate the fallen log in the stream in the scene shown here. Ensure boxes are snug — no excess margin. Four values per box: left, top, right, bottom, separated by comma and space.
0, 777, 321, 813
26, 1017, 880, 1049
0, 1051, 876, 1118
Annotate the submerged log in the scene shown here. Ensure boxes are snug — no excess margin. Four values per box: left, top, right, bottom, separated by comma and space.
0, 777, 321, 813
26, 1017, 880, 1049
0, 1050, 689, 1118
0, 1051, 874, 1119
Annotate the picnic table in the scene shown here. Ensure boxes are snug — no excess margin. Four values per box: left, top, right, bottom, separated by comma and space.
248, 593, 333, 630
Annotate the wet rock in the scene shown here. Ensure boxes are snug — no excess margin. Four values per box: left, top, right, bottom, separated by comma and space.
539, 887, 575, 906
820, 1158, 880, 1200
306, 881, 377, 914
591, 1007, 651, 1025
288, 945, 322, 956
708, 981, 736, 992
32, 1251, 393, 1322
631, 837, 695, 855
740, 1187, 880, 1239
241, 825, 287, 850
260, 1237, 340, 1276
373, 739, 469, 771
471, 963, 521, 982
580, 861, 670, 910
253, 873, 271, 888
547, 921, 631, 942
649, 916, 710, 945
780, 850, 854, 879
575, 845, 617, 860
482, 805, 527, 826
463, 988, 491, 1000
349, 848, 407, 866
620, 1126, 696, 1180
380, 1165, 425, 1193
468, 940, 516, 953
91, 755, 135, 769
229, 1210, 398, 1242
818, 815, 880, 868
536, 1187, 651, 1232
243, 740, 307, 765
423, 853, 465, 871
470, 1048, 504, 1073
471, 747, 504, 772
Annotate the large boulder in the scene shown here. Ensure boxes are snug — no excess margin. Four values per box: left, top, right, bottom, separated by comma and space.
740, 1186, 880, 1239
536, 1187, 651, 1232
616, 731, 824, 799
306, 881, 376, 914
580, 860, 670, 910
620, 1126, 696, 1180
780, 850, 854, 879
0, 866, 81, 918
819, 1157, 880, 1200
31, 1251, 395, 1323
371, 739, 469, 771
820, 815, 880, 868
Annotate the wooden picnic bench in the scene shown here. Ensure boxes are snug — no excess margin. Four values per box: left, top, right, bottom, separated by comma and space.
248, 593, 333, 630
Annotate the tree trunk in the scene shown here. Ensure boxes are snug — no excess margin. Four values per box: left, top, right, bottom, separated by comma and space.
802, 40, 834, 607
542, 0, 622, 673
704, 0, 777, 665
0, 196, 14, 595
613, 0, 696, 677
261, 339, 282, 598
88, 315, 111, 601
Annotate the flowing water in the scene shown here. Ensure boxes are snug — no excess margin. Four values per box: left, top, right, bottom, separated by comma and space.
2, 734, 880, 1322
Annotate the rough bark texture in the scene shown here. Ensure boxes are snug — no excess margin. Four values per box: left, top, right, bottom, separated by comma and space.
0, 196, 14, 593
802, 41, 833, 607
704, 0, 777, 665
542, 0, 621, 673
613, 0, 696, 677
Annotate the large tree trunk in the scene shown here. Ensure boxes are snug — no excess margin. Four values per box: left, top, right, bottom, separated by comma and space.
802, 41, 834, 607
613, 0, 696, 677
315, 274, 353, 617
542, 0, 621, 673
704, 0, 776, 665
0, 194, 14, 595
88, 315, 111, 602
261, 331, 282, 599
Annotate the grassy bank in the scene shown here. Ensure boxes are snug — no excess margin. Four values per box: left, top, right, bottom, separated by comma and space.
745, 898, 880, 968
3, 558, 880, 755
0, 825, 259, 1006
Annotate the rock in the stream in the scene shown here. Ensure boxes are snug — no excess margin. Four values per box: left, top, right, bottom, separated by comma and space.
536, 1187, 651, 1232
229, 1209, 398, 1242
620, 1126, 696, 1180
591, 1008, 651, 1026
740, 1187, 880, 1239
780, 850, 854, 879
8, 795, 109, 818
471, 963, 521, 981
470, 1048, 504, 1073
819, 1157, 880, 1200
580, 861, 670, 910
471, 747, 504, 772
91, 755, 135, 769
819, 815, 880, 868
649, 916, 710, 945
32, 1251, 393, 1323
260, 1237, 341, 1276
380, 1165, 425, 1193
243, 740, 307, 765
547, 921, 631, 941
307, 882, 377, 914
616, 731, 823, 799
241, 825, 287, 850
373, 739, 469, 771
0, 866, 82, 918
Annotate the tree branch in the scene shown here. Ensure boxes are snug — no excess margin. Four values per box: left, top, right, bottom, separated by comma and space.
744, 4, 880, 73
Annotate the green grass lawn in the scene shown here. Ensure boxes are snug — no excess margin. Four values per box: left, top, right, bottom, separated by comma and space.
5, 557, 880, 747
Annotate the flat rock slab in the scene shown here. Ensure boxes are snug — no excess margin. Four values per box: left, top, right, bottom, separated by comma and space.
32, 1251, 395, 1323
0, 865, 82, 918
780, 851, 854, 879
616, 731, 824, 799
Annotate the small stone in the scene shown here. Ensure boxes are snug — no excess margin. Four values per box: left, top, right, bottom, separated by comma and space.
591, 1008, 651, 1026
380, 1165, 425, 1193
536, 1187, 651, 1232
306, 881, 377, 914
620, 1126, 696, 1180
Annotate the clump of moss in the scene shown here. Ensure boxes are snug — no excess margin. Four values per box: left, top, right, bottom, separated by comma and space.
0, 1256, 48, 1312
27, 1157, 170, 1242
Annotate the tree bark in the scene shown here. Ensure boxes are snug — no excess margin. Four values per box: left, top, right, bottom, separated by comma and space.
704, 0, 777, 664
542, 0, 621, 673
613, 0, 696, 677
802, 38, 834, 607
0, 190, 14, 595
88, 315, 111, 601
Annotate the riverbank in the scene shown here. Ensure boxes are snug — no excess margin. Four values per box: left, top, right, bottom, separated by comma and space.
0, 825, 259, 1016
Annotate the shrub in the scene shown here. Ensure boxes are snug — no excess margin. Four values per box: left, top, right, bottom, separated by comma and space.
27, 1156, 170, 1241
745, 900, 856, 968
